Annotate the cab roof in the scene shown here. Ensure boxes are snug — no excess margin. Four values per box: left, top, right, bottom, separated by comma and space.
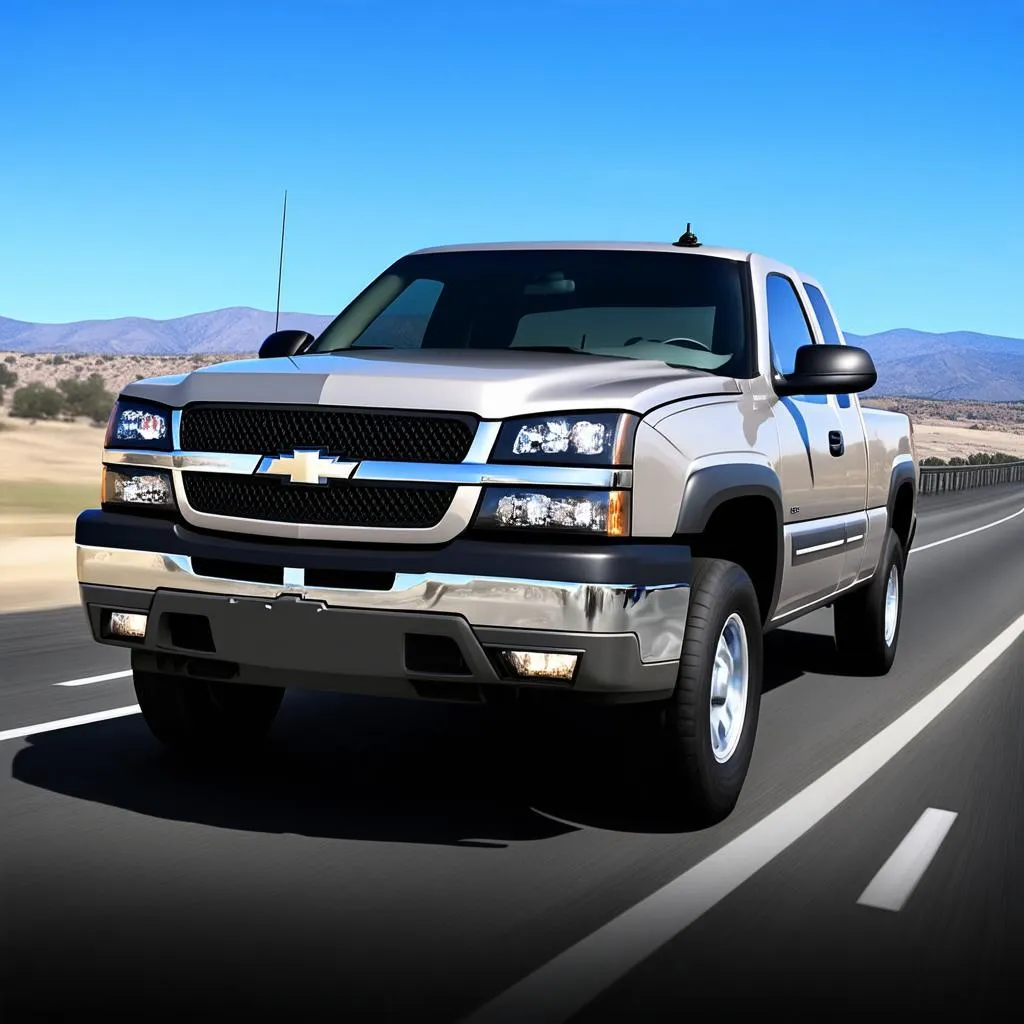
408, 240, 753, 261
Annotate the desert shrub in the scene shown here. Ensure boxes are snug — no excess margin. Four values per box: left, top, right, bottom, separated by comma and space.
50, 354, 67, 366
58, 373, 115, 424
0, 364, 16, 388
920, 456, 947, 466
11, 382, 66, 419
3, 354, 15, 364
966, 451, 1017, 465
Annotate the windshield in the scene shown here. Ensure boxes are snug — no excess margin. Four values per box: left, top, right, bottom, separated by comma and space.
309, 249, 753, 377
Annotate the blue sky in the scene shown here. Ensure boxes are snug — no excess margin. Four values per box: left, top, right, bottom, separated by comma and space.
1, 0, 1021, 337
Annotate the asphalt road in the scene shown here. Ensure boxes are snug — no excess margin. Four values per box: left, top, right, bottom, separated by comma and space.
2, 484, 1023, 1022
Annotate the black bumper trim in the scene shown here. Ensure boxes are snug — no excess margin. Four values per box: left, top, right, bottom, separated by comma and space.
79, 585, 679, 702
75, 509, 691, 585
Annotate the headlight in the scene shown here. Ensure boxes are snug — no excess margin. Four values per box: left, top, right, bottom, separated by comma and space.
475, 488, 630, 536
102, 467, 175, 509
491, 412, 637, 466
104, 398, 172, 450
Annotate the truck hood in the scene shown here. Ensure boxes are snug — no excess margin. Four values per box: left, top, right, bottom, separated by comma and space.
121, 348, 741, 419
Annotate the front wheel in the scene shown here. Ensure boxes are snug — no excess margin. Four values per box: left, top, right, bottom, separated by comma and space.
133, 670, 284, 755
833, 528, 905, 675
661, 557, 764, 824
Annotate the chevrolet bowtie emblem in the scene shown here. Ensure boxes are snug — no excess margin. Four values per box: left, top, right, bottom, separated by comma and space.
256, 449, 358, 485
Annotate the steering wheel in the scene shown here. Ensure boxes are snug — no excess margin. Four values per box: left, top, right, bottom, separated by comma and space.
622, 335, 712, 351
660, 336, 712, 351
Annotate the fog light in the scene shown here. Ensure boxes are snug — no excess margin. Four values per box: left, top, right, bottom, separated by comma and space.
108, 611, 148, 639
500, 650, 578, 680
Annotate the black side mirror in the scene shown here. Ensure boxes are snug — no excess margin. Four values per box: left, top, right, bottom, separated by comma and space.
259, 329, 315, 359
773, 343, 877, 397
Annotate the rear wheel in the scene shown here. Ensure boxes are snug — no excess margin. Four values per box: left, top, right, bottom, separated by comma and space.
833, 528, 905, 675
133, 670, 284, 754
660, 557, 764, 824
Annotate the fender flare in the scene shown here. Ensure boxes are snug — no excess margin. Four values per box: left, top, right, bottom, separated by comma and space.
675, 462, 786, 622
886, 454, 918, 556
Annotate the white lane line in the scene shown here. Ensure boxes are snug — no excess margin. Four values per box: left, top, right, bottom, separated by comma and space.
53, 669, 132, 687
857, 808, 958, 912
914, 504, 1024, 553
462, 609, 1024, 1024
0, 704, 141, 743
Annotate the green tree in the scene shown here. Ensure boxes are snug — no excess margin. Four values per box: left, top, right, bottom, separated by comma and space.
58, 373, 114, 424
11, 382, 66, 419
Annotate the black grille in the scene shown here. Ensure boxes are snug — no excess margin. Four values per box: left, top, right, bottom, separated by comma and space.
180, 405, 475, 463
183, 473, 455, 528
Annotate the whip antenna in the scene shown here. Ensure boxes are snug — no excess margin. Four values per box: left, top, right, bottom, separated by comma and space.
274, 189, 288, 331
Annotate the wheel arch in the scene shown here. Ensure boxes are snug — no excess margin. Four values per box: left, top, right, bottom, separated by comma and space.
886, 455, 917, 557
675, 462, 785, 625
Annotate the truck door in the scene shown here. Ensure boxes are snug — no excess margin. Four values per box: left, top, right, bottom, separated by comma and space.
767, 272, 862, 617
802, 280, 871, 589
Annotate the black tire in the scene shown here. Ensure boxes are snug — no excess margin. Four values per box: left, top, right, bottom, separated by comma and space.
833, 528, 905, 675
133, 670, 284, 754
662, 557, 764, 825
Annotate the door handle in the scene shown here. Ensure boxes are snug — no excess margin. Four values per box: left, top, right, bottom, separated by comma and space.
828, 430, 845, 457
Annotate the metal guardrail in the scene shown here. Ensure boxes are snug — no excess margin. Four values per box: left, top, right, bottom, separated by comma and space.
919, 460, 1024, 495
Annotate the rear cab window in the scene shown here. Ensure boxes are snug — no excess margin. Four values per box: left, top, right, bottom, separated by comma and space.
803, 281, 853, 406
803, 283, 843, 345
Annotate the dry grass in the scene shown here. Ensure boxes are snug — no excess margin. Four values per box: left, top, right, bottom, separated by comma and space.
861, 397, 1024, 461
0, 415, 106, 610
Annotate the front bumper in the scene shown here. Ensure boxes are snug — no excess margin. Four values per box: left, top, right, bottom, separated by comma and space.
75, 511, 690, 703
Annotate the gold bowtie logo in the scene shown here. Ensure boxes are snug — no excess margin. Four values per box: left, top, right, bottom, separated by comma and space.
256, 449, 357, 485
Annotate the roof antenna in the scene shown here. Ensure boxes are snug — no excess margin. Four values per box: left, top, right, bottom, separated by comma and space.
274, 189, 288, 332
673, 222, 701, 247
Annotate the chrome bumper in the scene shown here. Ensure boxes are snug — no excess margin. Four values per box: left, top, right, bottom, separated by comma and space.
77, 544, 689, 663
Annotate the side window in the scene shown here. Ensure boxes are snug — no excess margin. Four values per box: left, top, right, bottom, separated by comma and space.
765, 273, 815, 375
804, 284, 842, 345
353, 278, 443, 348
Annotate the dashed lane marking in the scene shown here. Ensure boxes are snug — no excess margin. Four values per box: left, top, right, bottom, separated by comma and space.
857, 807, 958, 912
0, 705, 141, 743
53, 669, 132, 687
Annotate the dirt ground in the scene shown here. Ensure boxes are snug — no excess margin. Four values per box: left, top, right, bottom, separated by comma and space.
0, 416, 104, 613
1, 397, 1023, 614
861, 396, 1024, 460
908, 422, 1024, 461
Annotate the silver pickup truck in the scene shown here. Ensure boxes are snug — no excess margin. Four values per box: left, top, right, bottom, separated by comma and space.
76, 233, 918, 821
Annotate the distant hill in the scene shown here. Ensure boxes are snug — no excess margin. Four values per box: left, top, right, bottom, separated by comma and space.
0, 307, 334, 358
845, 329, 1024, 402
1, 309, 1021, 402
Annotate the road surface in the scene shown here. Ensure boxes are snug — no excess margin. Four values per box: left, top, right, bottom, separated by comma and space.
2, 485, 1023, 1021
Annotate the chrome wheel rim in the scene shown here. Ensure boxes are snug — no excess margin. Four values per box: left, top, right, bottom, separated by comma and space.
883, 565, 900, 647
709, 612, 749, 764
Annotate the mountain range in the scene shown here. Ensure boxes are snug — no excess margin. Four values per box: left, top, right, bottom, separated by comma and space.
1, 308, 1022, 402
